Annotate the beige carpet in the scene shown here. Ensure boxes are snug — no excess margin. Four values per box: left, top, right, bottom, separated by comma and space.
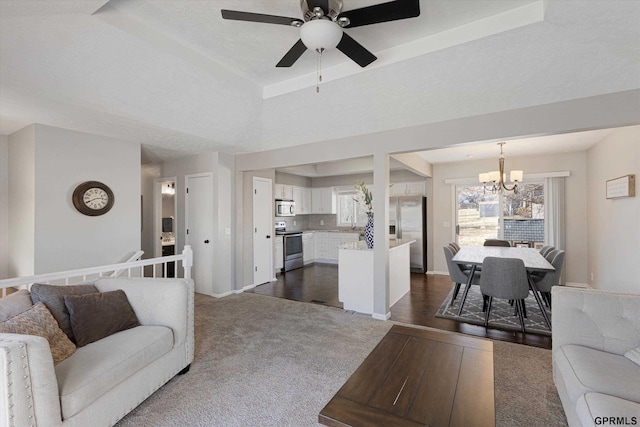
116, 292, 567, 427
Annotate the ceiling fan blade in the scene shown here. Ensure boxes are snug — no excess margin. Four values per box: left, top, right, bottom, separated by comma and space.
221, 10, 302, 26
336, 33, 377, 67
338, 0, 420, 28
276, 39, 308, 67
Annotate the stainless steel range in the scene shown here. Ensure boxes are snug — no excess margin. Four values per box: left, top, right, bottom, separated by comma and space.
275, 221, 303, 272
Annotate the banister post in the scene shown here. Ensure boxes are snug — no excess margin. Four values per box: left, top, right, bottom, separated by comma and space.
182, 245, 193, 280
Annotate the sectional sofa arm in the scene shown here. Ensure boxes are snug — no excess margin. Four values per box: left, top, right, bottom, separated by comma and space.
552, 286, 640, 356
94, 278, 194, 352
0, 334, 63, 427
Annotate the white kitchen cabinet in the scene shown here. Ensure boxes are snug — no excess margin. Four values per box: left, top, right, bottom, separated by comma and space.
274, 236, 283, 272
302, 232, 314, 264
314, 232, 359, 263
311, 187, 336, 214
274, 184, 293, 200
390, 181, 426, 196
302, 187, 312, 214
292, 186, 312, 215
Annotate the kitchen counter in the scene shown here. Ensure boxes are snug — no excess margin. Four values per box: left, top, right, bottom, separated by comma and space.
337, 240, 413, 315
339, 239, 415, 251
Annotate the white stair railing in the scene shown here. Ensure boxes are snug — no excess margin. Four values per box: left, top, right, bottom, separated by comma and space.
0, 245, 193, 297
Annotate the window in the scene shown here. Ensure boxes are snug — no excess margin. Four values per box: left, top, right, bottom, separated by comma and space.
336, 187, 369, 227
456, 182, 545, 247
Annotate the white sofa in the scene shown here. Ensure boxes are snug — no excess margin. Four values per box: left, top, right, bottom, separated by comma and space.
552, 286, 640, 426
0, 277, 194, 427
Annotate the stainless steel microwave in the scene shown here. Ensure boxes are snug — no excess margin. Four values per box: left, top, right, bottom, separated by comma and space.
275, 199, 295, 217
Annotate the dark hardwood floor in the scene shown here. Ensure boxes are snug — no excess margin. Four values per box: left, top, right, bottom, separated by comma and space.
248, 263, 552, 349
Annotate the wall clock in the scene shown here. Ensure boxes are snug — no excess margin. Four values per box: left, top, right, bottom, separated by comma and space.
72, 181, 115, 216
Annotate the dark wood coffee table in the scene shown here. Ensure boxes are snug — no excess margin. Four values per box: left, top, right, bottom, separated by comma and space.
319, 325, 495, 427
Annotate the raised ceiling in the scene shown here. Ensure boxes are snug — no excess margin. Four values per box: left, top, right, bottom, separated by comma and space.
0, 1, 639, 161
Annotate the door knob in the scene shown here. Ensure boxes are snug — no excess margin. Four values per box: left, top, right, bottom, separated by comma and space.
204, 240, 210, 244
266, 235, 271, 239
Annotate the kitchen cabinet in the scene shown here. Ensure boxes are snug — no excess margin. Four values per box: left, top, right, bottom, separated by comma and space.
275, 184, 293, 200
311, 187, 336, 214
292, 186, 312, 215
302, 232, 314, 264
390, 181, 426, 196
314, 232, 360, 263
274, 236, 283, 271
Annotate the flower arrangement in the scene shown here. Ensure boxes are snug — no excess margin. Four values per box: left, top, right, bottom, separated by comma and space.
354, 181, 373, 217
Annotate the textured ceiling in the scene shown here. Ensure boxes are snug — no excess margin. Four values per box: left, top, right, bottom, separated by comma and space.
0, 0, 639, 162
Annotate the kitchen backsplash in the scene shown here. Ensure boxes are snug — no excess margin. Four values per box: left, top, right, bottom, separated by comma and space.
277, 214, 363, 233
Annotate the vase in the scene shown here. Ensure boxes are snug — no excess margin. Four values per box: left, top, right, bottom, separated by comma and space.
364, 215, 374, 249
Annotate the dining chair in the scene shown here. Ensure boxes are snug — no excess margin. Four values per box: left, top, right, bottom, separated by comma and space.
447, 243, 459, 254
532, 249, 565, 308
450, 242, 461, 251
443, 246, 480, 307
539, 245, 555, 257
480, 257, 530, 333
483, 239, 511, 247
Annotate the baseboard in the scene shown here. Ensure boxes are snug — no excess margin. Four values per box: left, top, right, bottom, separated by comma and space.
428, 270, 449, 276
372, 312, 391, 321
566, 282, 589, 288
211, 290, 234, 298
233, 283, 257, 294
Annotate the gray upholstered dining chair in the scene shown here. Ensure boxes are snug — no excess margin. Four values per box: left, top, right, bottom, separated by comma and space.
483, 239, 511, 247
480, 257, 530, 333
532, 249, 565, 308
450, 242, 461, 252
539, 245, 555, 257
447, 242, 459, 254
443, 246, 480, 307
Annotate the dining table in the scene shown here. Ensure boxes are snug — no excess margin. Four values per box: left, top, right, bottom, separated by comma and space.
451, 246, 555, 330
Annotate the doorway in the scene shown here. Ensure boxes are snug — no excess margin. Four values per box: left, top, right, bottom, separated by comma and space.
154, 177, 177, 277
185, 173, 214, 295
253, 177, 273, 287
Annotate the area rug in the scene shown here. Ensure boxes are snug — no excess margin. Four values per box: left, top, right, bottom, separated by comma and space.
435, 284, 552, 336
116, 292, 566, 427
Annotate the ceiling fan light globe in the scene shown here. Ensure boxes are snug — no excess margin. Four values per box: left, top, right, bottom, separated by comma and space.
300, 19, 343, 51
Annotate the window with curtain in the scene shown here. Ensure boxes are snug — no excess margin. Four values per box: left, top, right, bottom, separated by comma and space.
456, 182, 545, 247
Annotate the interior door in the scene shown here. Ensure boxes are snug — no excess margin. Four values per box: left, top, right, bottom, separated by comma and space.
253, 177, 273, 286
186, 174, 214, 295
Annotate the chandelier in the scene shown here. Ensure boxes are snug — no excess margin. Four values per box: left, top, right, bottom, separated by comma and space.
478, 142, 523, 194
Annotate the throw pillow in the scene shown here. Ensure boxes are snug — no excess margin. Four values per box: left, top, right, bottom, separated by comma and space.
0, 289, 33, 322
64, 290, 140, 347
0, 302, 76, 365
30, 283, 98, 343
625, 346, 640, 367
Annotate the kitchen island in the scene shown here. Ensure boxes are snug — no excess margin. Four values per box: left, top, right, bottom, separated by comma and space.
338, 239, 415, 315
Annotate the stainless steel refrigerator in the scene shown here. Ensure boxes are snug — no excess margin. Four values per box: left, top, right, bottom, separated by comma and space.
389, 196, 427, 273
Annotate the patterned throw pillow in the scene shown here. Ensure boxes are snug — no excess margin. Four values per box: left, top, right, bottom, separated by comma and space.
0, 302, 76, 365
30, 283, 98, 343
0, 289, 33, 321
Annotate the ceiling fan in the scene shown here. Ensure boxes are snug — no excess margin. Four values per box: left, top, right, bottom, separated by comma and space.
221, 0, 420, 68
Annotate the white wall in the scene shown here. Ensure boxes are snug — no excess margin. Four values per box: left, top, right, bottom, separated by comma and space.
158, 152, 235, 297
586, 126, 640, 292
431, 151, 588, 284
8, 126, 35, 277
140, 163, 161, 259
31, 125, 140, 273
0, 135, 9, 279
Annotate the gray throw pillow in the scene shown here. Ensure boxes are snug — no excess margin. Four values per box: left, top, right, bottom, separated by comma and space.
0, 289, 34, 322
30, 283, 98, 343
64, 290, 140, 347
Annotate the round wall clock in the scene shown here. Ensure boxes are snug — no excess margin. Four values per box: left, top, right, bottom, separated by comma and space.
72, 181, 115, 216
